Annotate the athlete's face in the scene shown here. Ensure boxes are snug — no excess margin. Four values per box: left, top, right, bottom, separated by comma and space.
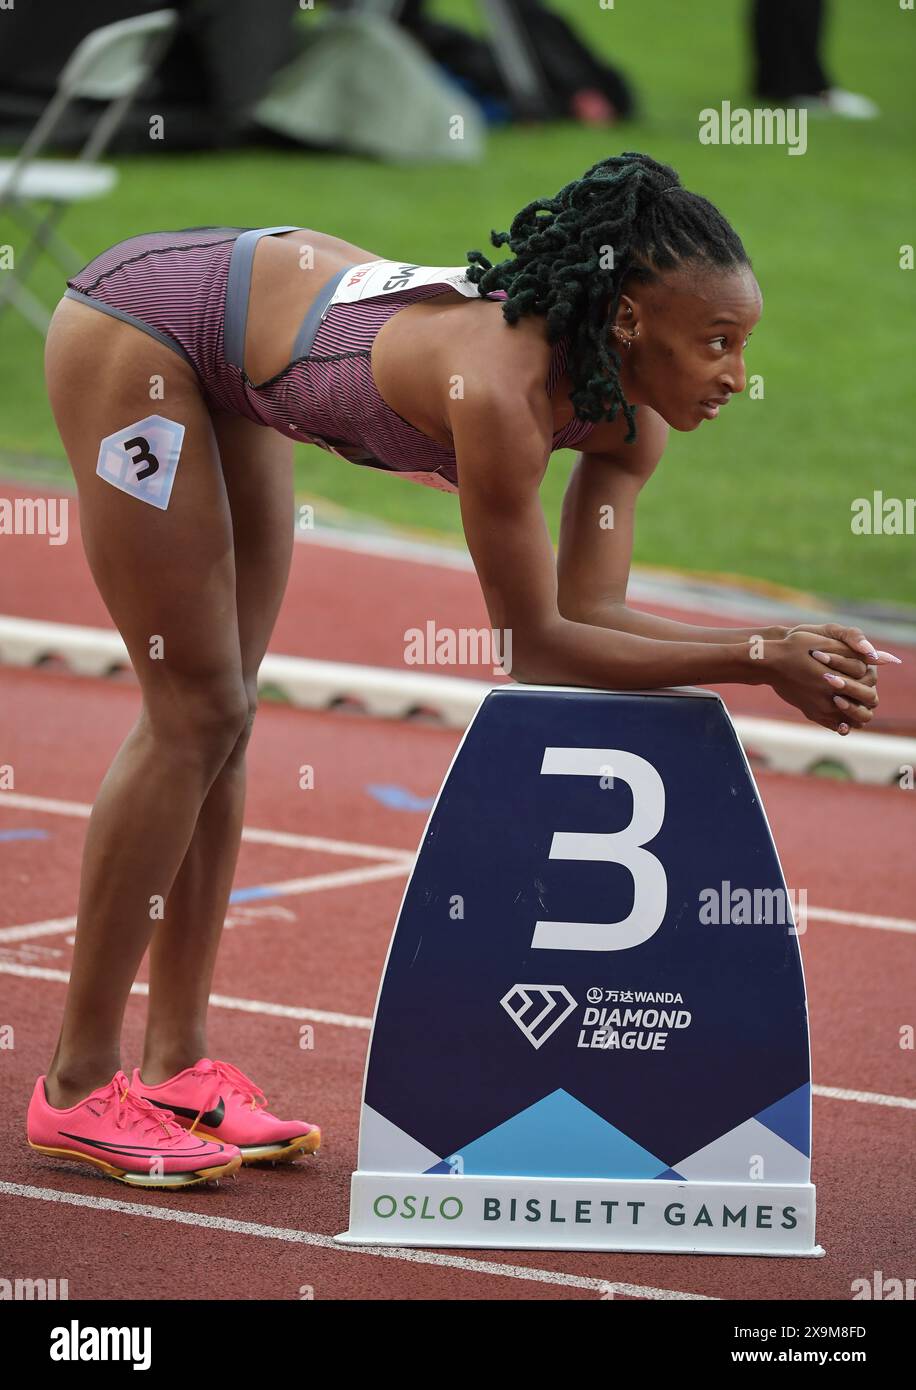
611, 265, 763, 431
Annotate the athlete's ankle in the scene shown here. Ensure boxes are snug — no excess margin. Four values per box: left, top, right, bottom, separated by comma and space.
44, 1059, 121, 1109
138, 1044, 207, 1087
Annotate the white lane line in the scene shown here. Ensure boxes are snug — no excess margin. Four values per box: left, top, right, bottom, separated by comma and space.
4, 900, 915, 947
0, 862, 410, 946
0, 792, 414, 865
806, 906, 916, 935
0, 792, 94, 820
240, 826, 414, 865
4, 791, 915, 932
5, 900, 911, 945
0, 1183, 711, 1300
5, 896, 914, 947
0, 917, 76, 944
1, 961, 914, 1110
812, 1085, 916, 1110
0, 964, 371, 1029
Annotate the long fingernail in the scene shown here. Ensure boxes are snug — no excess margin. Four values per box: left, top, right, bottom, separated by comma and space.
874, 651, 902, 664
824, 673, 845, 687
833, 695, 850, 709
856, 639, 879, 657
811, 650, 832, 665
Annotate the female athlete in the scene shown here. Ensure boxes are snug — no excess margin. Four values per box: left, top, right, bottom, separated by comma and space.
31, 151, 896, 1189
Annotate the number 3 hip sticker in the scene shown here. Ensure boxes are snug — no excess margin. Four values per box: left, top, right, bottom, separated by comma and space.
96, 415, 185, 510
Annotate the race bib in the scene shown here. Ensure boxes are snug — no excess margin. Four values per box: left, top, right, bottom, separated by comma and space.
309, 261, 470, 493
327, 261, 482, 308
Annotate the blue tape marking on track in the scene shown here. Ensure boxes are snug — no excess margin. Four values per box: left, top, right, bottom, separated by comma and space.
228, 884, 283, 904
366, 783, 436, 812
0, 830, 50, 842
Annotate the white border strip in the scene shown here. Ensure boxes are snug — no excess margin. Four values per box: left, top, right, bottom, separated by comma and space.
1, 616, 914, 783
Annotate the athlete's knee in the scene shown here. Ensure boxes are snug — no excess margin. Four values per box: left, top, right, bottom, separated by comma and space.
146, 671, 250, 766
223, 678, 260, 767
242, 678, 259, 742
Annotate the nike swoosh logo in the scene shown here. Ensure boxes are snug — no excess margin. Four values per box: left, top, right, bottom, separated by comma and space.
143, 1095, 226, 1128
58, 1130, 216, 1158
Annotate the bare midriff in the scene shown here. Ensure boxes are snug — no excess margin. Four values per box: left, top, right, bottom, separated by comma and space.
243, 229, 562, 449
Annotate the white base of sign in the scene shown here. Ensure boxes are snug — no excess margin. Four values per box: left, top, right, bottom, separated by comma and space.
336, 1173, 825, 1257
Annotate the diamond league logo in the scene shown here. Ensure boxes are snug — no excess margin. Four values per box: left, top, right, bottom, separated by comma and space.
500, 984, 577, 1050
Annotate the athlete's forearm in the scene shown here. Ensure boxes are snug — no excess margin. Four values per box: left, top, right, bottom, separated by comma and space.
513, 615, 770, 689
576, 602, 788, 647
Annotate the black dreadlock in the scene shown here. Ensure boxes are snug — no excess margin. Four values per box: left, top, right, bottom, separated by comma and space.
465, 152, 751, 443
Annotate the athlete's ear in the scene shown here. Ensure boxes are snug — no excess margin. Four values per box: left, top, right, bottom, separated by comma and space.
611, 294, 640, 346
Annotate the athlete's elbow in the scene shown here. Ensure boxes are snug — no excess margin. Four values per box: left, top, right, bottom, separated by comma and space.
505, 619, 569, 686
502, 642, 537, 685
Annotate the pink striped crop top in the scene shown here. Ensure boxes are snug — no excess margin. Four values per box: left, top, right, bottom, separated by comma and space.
214, 255, 598, 492
66, 229, 597, 493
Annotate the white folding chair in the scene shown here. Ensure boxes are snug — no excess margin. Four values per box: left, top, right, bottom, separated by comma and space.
0, 9, 179, 334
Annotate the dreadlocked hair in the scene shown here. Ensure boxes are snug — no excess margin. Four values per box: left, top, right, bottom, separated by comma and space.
465, 152, 751, 443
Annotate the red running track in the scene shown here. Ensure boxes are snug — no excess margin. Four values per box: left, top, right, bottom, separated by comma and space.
0, 483, 914, 1299
2, 481, 915, 729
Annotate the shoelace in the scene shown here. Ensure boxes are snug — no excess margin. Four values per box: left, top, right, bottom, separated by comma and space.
192, 1059, 268, 1113
107, 1077, 185, 1142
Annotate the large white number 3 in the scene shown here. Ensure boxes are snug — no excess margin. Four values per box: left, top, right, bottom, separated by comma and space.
531, 747, 667, 952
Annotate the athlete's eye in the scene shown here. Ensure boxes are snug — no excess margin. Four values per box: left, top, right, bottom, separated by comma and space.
710, 335, 751, 351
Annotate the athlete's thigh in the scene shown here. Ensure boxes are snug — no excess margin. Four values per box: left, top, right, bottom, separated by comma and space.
44, 299, 244, 696
209, 410, 295, 684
